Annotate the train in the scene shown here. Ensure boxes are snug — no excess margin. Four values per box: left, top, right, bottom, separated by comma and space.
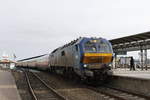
16, 37, 113, 80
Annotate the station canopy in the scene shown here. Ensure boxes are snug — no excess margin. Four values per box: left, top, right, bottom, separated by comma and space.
109, 32, 150, 54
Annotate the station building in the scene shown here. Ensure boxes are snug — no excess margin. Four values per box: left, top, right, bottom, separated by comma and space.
0, 59, 16, 69
0, 54, 16, 69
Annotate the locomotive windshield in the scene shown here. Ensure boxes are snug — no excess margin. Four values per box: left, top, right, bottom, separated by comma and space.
84, 41, 97, 52
98, 40, 112, 53
84, 39, 112, 53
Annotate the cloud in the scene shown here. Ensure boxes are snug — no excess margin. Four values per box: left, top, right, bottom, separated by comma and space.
0, 0, 150, 59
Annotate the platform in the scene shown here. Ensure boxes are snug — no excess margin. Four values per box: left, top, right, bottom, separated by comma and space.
112, 68, 150, 79
0, 70, 21, 100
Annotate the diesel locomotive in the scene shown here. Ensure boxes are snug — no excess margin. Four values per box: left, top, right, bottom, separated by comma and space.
16, 37, 113, 80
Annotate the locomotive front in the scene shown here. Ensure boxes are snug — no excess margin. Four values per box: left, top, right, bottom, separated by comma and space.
79, 38, 113, 79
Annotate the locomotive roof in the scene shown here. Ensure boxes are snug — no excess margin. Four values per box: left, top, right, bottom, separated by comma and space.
51, 37, 82, 53
50, 37, 105, 53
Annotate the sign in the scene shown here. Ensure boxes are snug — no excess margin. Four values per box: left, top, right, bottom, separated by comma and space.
116, 51, 127, 55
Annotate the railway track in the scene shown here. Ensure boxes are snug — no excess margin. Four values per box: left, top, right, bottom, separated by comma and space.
23, 69, 66, 100
104, 85, 150, 100
89, 85, 148, 100
33, 71, 146, 100
20, 69, 149, 100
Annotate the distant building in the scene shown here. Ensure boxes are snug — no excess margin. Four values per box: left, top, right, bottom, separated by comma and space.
0, 59, 16, 69
0, 52, 16, 69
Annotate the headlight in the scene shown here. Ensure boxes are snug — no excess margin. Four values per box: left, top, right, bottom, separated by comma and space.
75, 55, 78, 59
84, 64, 87, 68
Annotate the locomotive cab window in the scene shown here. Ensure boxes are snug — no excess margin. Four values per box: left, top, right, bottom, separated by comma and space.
61, 51, 65, 56
84, 41, 97, 52
98, 40, 112, 53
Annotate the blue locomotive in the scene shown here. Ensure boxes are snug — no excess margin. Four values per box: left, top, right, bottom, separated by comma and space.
17, 37, 113, 80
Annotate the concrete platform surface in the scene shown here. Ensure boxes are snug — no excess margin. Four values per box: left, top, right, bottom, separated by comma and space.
112, 68, 150, 79
0, 70, 21, 100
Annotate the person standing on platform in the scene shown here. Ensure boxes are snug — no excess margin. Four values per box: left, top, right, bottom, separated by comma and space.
130, 57, 135, 71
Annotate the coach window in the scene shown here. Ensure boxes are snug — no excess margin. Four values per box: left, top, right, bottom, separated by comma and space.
61, 51, 65, 56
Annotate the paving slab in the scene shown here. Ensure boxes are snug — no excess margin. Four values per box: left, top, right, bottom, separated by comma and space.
0, 70, 21, 100
112, 68, 150, 79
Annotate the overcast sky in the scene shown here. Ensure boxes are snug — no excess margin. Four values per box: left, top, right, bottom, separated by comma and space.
0, 0, 150, 60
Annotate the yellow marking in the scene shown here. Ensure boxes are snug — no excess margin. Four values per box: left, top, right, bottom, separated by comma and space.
84, 53, 112, 57
83, 53, 113, 64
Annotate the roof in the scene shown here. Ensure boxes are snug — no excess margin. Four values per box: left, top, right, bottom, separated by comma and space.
51, 37, 82, 53
109, 31, 150, 45
0, 59, 16, 64
17, 54, 47, 62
